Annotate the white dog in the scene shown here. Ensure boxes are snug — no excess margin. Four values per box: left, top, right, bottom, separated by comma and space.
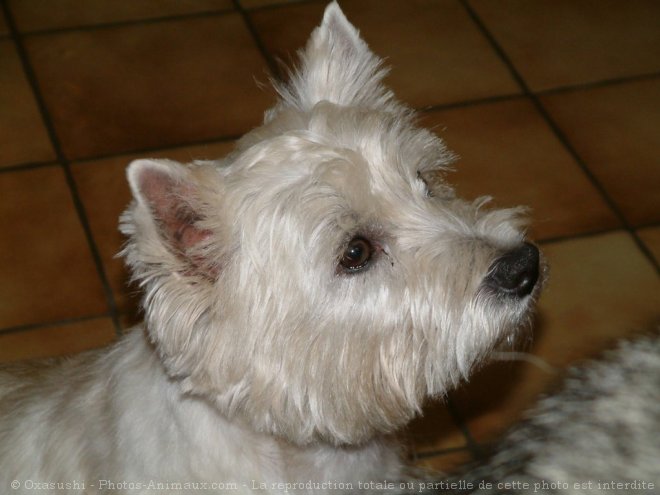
0, 3, 542, 493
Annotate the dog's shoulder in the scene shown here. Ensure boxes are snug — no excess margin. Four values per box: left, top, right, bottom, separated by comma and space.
0, 348, 104, 401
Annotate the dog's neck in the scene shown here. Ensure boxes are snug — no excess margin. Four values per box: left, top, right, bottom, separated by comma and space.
98, 329, 404, 488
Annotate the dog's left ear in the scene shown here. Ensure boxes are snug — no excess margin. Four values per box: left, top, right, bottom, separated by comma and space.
125, 159, 216, 276
275, 1, 395, 111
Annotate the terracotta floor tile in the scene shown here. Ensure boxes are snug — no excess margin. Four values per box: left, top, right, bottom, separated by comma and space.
72, 141, 237, 320
8, 0, 233, 32
421, 98, 620, 241
453, 231, 660, 443
537, 232, 660, 349
0, 41, 55, 168
415, 449, 474, 477
0, 167, 108, 329
26, 15, 275, 160
469, 0, 660, 92
541, 79, 660, 227
405, 401, 467, 454
0, 317, 116, 363
637, 226, 660, 265
250, 0, 520, 109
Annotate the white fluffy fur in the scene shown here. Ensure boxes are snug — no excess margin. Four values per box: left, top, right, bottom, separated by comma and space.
0, 3, 542, 493
444, 333, 660, 494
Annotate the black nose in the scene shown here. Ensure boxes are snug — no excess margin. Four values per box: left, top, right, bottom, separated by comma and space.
485, 243, 540, 297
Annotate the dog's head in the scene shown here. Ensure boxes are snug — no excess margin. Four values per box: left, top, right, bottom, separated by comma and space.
122, 2, 544, 445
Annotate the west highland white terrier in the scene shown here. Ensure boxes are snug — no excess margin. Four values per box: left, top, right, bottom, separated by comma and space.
0, 3, 543, 493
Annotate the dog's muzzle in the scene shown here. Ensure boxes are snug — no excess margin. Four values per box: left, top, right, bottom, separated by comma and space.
484, 242, 540, 298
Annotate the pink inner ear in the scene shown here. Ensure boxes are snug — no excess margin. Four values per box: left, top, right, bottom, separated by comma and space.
138, 167, 211, 253
175, 223, 211, 249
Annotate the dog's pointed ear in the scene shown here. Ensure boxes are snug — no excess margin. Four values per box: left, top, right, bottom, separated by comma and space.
275, 1, 395, 111
320, 1, 362, 52
126, 159, 214, 272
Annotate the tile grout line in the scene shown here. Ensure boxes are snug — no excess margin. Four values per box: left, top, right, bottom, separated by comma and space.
5, 0, 326, 39
1, 0, 123, 337
459, 0, 659, 275
414, 445, 472, 460
538, 223, 660, 248
419, 71, 660, 114
420, 92, 524, 113
0, 313, 115, 337
233, 0, 282, 81
535, 70, 660, 97
0, 160, 60, 174
444, 395, 484, 461
0, 133, 244, 176
12, 8, 236, 38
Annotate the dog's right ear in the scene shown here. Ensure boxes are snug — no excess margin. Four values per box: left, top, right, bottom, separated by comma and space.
273, 1, 395, 112
125, 159, 216, 275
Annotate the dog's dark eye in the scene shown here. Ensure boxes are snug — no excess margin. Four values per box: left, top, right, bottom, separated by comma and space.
339, 237, 373, 272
